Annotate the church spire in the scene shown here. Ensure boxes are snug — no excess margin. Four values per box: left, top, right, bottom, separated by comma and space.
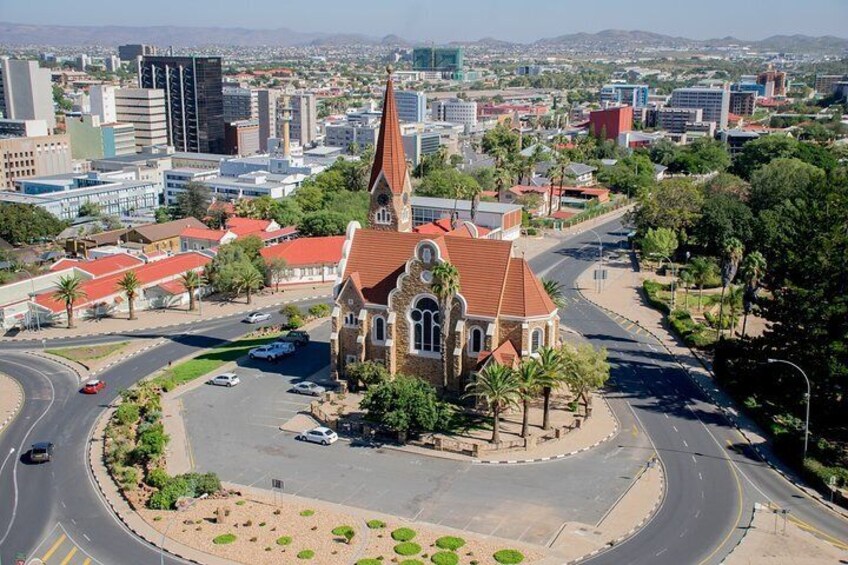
369, 66, 408, 195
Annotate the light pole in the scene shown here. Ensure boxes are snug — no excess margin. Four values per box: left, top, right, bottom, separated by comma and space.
651, 254, 677, 310
160, 493, 208, 565
586, 228, 603, 293
767, 359, 811, 462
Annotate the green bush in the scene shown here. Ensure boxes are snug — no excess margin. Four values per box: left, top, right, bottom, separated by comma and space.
281, 304, 302, 319
212, 533, 237, 545
276, 536, 293, 546
394, 542, 422, 556
493, 549, 525, 564
287, 314, 305, 329
182, 472, 221, 496
356, 560, 383, 565
300, 509, 314, 516
347, 361, 391, 388
366, 519, 386, 529
435, 536, 466, 551
147, 476, 192, 510
642, 280, 670, 314
525, 227, 538, 236
114, 403, 140, 425
308, 303, 331, 318
117, 466, 138, 487
332, 525, 355, 537
132, 423, 169, 463
361, 377, 454, 435
400, 561, 424, 565
391, 527, 417, 542
297, 549, 315, 560
146, 468, 170, 489
430, 552, 459, 565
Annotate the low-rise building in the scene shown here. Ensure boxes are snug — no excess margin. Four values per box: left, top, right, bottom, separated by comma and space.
260, 235, 345, 287
411, 196, 522, 240
0, 133, 72, 189
123, 218, 207, 254
66, 114, 136, 159
179, 217, 296, 252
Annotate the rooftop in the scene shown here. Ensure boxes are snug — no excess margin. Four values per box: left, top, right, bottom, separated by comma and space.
411, 196, 522, 215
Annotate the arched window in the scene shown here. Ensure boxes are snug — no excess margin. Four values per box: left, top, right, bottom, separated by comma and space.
344, 312, 357, 327
375, 206, 392, 225
468, 326, 484, 355
421, 247, 432, 263
372, 315, 385, 343
530, 328, 543, 353
411, 297, 440, 353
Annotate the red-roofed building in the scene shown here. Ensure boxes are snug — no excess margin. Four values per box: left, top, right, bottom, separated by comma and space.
589, 106, 633, 141
260, 236, 345, 288
180, 217, 297, 252
413, 218, 493, 239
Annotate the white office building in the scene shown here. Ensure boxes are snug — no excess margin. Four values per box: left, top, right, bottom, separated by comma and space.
394, 90, 427, 122
90, 85, 118, 124
0, 58, 56, 129
114, 88, 168, 149
291, 93, 317, 146
164, 168, 304, 204
431, 99, 477, 132
670, 87, 730, 129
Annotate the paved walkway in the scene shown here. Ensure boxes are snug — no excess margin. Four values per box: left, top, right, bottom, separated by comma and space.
0, 372, 23, 434
6, 284, 333, 342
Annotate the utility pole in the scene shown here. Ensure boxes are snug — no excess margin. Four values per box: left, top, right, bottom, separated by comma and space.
767, 359, 811, 462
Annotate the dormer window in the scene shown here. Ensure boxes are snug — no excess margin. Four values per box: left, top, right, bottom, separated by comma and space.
375, 206, 392, 225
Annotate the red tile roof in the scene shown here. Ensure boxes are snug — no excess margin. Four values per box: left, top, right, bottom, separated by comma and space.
551, 210, 577, 220
181, 227, 230, 242
226, 217, 272, 236
74, 253, 145, 277
49, 258, 80, 272
413, 218, 491, 238
260, 236, 345, 267
257, 226, 297, 241
157, 280, 186, 295
369, 70, 408, 195
500, 258, 557, 318
35, 252, 210, 313
477, 340, 521, 369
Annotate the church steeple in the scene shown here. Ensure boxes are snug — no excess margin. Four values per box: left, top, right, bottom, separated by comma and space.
368, 66, 412, 232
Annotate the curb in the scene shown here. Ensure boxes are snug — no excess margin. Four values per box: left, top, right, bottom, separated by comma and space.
27, 350, 89, 382
91, 338, 168, 376
0, 373, 24, 434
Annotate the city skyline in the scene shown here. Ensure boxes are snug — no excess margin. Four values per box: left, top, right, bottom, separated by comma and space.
3, 0, 848, 43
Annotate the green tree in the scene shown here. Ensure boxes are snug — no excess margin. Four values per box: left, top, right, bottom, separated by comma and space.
266, 257, 288, 291
298, 210, 349, 236
179, 270, 203, 311
514, 359, 542, 438
732, 134, 798, 179
417, 169, 480, 199
0, 203, 66, 246
154, 207, 173, 224
172, 181, 211, 220
641, 227, 679, 261
535, 346, 563, 431
669, 138, 730, 175
233, 266, 264, 304
717, 238, 744, 338
703, 173, 749, 202
739, 251, 767, 339
271, 198, 303, 227
632, 178, 704, 242
360, 375, 452, 436
432, 261, 461, 389
560, 344, 610, 417
295, 185, 326, 213
464, 363, 521, 444
687, 256, 719, 310
78, 201, 102, 218
541, 278, 566, 308
206, 243, 260, 298
345, 361, 390, 389
116, 271, 141, 320
693, 194, 754, 255
748, 158, 826, 214
53, 274, 87, 329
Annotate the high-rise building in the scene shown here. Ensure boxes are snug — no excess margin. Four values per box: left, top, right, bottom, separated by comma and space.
290, 93, 317, 147
90, 85, 117, 124
412, 47, 465, 80
431, 99, 477, 131
139, 55, 225, 154
655, 107, 703, 134
66, 114, 136, 160
118, 44, 156, 62
600, 84, 650, 108
0, 58, 56, 130
114, 88, 168, 150
589, 106, 633, 140
670, 87, 730, 129
757, 68, 787, 97
255, 88, 280, 152
394, 90, 427, 122
729, 90, 756, 117
814, 74, 848, 95
223, 86, 257, 123
105, 55, 121, 73
0, 133, 72, 189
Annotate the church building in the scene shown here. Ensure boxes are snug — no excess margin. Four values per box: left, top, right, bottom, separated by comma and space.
330, 68, 561, 391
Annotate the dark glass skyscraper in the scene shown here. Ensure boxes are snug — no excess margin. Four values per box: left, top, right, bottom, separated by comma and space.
139, 55, 225, 154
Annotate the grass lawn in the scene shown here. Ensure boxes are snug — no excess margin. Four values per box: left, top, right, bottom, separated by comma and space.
47, 341, 130, 364
151, 332, 282, 387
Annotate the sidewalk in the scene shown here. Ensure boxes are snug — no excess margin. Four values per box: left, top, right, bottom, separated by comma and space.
575, 253, 848, 521
6, 284, 333, 342
0, 373, 23, 435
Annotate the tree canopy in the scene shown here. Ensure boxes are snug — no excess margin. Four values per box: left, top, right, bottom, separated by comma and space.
0, 203, 66, 246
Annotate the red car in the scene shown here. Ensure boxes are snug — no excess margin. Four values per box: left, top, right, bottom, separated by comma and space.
82, 379, 106, 394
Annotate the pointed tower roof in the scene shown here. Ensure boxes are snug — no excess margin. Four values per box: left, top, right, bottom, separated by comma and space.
369, 66, 408, 195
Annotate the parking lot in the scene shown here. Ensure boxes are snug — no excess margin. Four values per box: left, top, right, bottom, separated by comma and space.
181, 321, 649, 546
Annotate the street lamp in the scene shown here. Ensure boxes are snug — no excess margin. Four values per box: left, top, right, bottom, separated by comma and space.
767, 359, 811, 462
586, 228, 604, 293
159, 493, 208, 565
651, 254, 677, 310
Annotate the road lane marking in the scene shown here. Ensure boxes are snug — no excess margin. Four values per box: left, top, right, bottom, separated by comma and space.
83, 533, 91, 541
699, 472, 703, 481
672, 425, 678, 432
41, 533, 67, 561
82, 559, 92, 565
59, 546, 78, 565
683, 440, 688, 448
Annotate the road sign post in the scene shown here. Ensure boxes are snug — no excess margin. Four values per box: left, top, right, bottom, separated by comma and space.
271, 478, 284, 507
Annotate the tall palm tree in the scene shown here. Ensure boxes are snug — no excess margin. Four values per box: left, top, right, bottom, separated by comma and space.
739, 251, 767, 339
180, 270, 203, 311
464, 363, 521, 444
717, 238, 744, 339
234, 268, 264, 305
688, 257, 715, 311
723, 285, 745, 337
53, 274, 87, 329
535, 346, 563, 430
542, 278, 566, 308
117, 271, 141, 320
551, 152, 572, 215
515, 358, 542, 438
432, 261, 461, 389
678, 269, 695, 309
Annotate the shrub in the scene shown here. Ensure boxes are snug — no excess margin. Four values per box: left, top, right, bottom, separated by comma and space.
145, 468, 170, 489
642, 280, 670, 314
147, 476, 191, 510
430, 552, 459, 565
347, 361, 391, 388
182, 472, 221, 496
331, 525, 354, 537
235, 500, 246, 506
118, 466, 138, 487
435, 537, 466, 551
367, 519, 386, 529
493, 549, 525, 564
212, 533, 237, 545
391, 527, 417, 542
361, 377, 454, 434
524, 227, 538, 236
281, 304, 302, 319
276, 536, 293, 546
394, 542, 421, 556
300, 509, 314, 516
356, 560, 383, 565
297, 549, 315, 560
287, 314, 304, 329
115, 403, 140, 425
132, 423, 169, 464
400, 561, 424, 565
308, 303, 331, 318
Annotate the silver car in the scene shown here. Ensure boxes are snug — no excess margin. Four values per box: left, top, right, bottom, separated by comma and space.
291, 381, 326, 396
297, 426, 338, 446
244, 311, 272, 324
209, 373, 240, 387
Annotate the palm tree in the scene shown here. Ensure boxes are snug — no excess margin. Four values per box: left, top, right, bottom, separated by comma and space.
739, 251, 767, 339
723, 285, 745, 337
117, 271, 141, 320
180, 270, 203, 311
464, 363, 521, 444
432, 261, 461, 389
53, 274, 87, 329
678, 269, 695, 309
717, 238, 744, 339
542, 278, 566, 308
514, 359, 542, 438
234, 268, 264, 305
688, 257, 714, 311
535, 346, 563, 430
551, 151, 572, 215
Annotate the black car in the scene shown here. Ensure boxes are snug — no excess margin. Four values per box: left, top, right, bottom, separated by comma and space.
30, 442, 54, 463
277, 330, 310, 346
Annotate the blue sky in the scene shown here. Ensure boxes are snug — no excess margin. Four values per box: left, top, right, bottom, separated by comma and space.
4, 0, 847, 42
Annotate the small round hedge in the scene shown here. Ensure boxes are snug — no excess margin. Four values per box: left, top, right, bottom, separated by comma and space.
332, 525, 355, 537
391, 527, 417, 542
297, 549, 315, 560
367, 519, 386, 529
430, 552, 459, 565
400, 560, 424, 565
212, 533, 237, 545
394, 542, 422, 556
435, 536, 466, 551
275, 536, 292, 546
493, 549, 525, 564
299, 509, 315, 517
356, 560, 382, 565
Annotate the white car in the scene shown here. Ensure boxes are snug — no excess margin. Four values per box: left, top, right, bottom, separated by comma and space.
297, 426, 338, 446
291, 381, 327, 396
249, 342, 295, 361
209, 373, 240, 387
244, 311, 272, 324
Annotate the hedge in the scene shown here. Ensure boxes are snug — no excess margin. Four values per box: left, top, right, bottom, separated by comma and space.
391, 527, 417, 542
493, 549, 525, 564
394, 542, 422, 556
642, 280, 671, 314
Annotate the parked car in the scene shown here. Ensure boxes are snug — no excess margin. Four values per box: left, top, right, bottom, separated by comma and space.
209, 373, 240, 387
244, 311, 272, 324
249, 342, 295, 361
81, 379, 106, 394
291, 381, 327, 396
297, 426, 338, 446
277, 330, 310, 347
29, 442, 54, 463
